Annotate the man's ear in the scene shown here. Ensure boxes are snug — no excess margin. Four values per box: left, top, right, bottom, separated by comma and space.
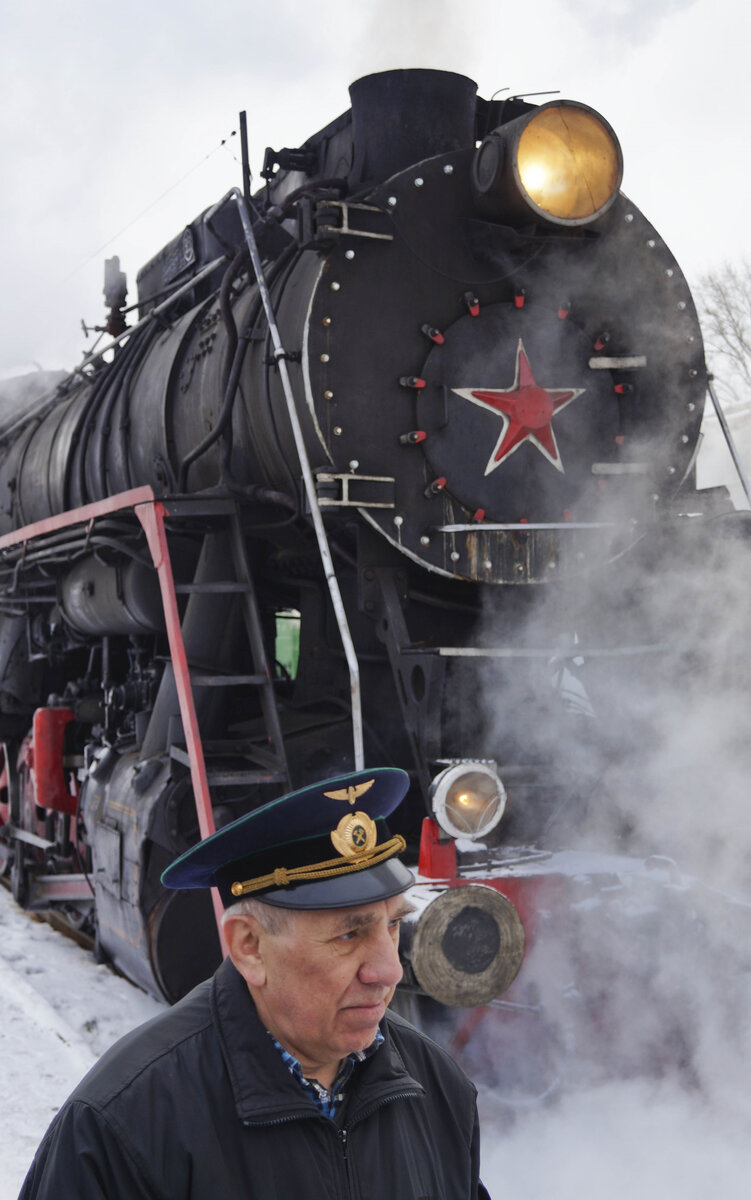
223, 915, 267, 988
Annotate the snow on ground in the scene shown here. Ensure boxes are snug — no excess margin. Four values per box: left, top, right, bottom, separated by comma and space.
2, 884, 751, 1199
0, 887, 163, 1197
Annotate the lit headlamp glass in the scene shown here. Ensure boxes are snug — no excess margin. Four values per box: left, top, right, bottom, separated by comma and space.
430, 763, 506, 840
472, 100, 623, 227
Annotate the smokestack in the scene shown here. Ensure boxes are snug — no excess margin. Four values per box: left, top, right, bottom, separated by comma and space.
348, 68, 477, 186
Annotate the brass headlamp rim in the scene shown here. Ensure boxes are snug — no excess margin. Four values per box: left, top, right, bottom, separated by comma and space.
472, 98, 624, 229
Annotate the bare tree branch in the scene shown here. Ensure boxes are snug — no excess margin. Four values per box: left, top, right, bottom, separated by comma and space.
698, 260, 751, 405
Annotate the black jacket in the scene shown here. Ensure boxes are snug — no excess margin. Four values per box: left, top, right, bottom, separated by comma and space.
20, 957, 490, 1199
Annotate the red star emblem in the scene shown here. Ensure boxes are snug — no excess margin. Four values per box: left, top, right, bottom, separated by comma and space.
452, 339, 585, 474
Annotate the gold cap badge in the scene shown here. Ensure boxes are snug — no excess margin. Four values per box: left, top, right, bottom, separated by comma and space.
330, 811, 378, 859
324, 779, 375, 806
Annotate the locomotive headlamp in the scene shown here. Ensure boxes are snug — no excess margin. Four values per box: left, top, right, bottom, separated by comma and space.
471, 100, 623, 227
430, 762, 506, 840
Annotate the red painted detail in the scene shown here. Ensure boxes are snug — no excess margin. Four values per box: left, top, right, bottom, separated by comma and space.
558, 304, 570, 319
615, 434, 626, 445
563, 509, 573, 521
135, 500, 226, 956
0, 486, 156, 551
593, 332, 610, 351
399, 376, 427, 390
421, 324, 445, 345
597, 478, 608, 490
514, 290, 526, 309
472, 509, 485, 523
31, 707, 76, 814
614, 383, 632, 395
418, 817, 457, 878
464, 292, 480, 317
462, 340, 583, 472
520, 517, 529, 524
400, 429, 427, 445
425, 476, 447, 497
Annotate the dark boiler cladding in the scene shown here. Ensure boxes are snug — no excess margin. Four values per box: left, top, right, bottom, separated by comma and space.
0, 68, 749, 1104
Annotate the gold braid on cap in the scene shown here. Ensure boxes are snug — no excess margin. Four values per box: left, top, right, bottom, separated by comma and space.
230, 834, 406, 899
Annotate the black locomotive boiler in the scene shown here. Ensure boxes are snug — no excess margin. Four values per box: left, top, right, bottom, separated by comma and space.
0, 71, 745, 1073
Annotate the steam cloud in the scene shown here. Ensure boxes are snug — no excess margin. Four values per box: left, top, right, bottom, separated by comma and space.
470, 431, 751, 1195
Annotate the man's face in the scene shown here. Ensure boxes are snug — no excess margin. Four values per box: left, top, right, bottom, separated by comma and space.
240, 893, 413, 1085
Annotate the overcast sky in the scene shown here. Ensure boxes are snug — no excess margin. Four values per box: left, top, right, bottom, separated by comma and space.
0, 0, 749, 376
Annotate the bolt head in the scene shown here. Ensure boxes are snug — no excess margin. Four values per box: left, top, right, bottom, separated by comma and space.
414, 177, 424, 187
393, 515, 404, 527
330, 281, 341, 291
345, 249, 355, 260
333, 426, 343, 436
387, 196, 398, 207
348, 459, 359, 471
443, 164, 454, 175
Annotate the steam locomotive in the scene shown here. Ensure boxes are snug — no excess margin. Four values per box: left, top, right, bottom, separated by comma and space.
1, 69, 746, 1084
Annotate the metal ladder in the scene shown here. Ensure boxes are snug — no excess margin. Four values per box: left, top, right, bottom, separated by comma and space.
166, 504, 290, 795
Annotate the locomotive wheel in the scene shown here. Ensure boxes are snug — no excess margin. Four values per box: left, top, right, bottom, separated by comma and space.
10, 840, 28, 906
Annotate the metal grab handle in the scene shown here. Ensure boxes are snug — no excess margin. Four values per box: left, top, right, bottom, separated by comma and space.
205, 188, 365, 769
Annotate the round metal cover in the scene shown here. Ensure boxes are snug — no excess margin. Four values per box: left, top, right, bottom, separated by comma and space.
411, 884, 525, 1006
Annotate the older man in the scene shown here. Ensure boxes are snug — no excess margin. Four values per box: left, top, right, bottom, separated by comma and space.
20, 768, 490, 1199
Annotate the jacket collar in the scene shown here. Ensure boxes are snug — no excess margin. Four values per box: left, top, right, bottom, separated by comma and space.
211, 957, 424, 1125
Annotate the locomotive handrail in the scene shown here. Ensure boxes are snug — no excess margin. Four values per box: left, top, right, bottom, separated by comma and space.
707, 377, 751, 508
204, 187, 365, 770
437, 522, 622, 532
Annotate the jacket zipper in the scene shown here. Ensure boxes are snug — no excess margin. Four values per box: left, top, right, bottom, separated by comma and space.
339, 1128, 356, 1200
338, 1089, 424, 1199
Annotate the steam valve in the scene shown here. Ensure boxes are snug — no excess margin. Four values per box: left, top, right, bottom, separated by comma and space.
421, 324, 445, 345
400, 376, 427, 389
464, 292, 480, 317
425, 477, 447, 497
400, 430, 427, 444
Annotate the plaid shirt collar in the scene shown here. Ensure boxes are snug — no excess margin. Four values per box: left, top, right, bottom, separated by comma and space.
268, 1029, 384, 1119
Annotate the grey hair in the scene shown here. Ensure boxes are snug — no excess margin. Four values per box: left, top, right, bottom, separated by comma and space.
221, 896, 294, 935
